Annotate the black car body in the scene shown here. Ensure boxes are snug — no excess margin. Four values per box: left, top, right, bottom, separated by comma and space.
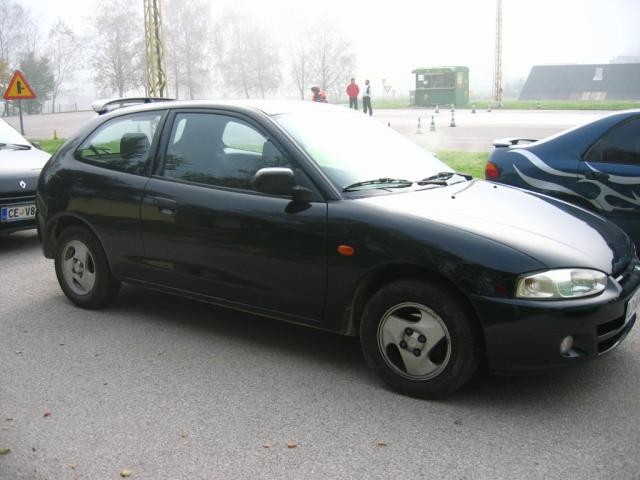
37, 100, 639, 397
486, 109, 640, 247
0, 119, 50, 233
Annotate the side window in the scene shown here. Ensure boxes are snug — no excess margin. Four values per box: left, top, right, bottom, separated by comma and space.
163, 113, 293, 191
599, 118, 640, 165
77, 112, 163, 175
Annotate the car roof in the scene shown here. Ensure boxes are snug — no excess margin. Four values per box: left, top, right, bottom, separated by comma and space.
100, 99, 350, 118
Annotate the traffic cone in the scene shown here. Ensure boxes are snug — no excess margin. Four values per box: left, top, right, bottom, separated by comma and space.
449, 111, 456, 127
435, 104, 439, 114
416, 117, 423, 134
472, 104, 476, 113
53, 130, 58, 140
430, 115, 436, 131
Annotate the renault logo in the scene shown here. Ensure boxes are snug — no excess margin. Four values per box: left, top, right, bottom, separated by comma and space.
19, 180, 26, 189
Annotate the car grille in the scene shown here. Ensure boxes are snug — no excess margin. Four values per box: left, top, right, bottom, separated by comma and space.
0, 193, 36, 205
597, 258, 640, 354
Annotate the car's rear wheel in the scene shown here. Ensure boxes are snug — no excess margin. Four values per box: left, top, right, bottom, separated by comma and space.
360, 280, 481, 398
54, 226, 120, 309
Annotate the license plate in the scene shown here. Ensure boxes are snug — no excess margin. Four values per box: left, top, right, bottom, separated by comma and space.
1, 204, 36, 223
626, 287, 640, 322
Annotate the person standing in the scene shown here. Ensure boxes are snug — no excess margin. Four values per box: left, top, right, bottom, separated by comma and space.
346, 78, 359, 110
362, 79, 372, 116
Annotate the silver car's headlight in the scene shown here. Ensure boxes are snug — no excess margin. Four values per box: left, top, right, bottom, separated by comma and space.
515, 269, 607, 299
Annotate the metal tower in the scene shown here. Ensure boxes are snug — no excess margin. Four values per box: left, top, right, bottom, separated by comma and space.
144, 0, 167, 97
493, 0, 503, 106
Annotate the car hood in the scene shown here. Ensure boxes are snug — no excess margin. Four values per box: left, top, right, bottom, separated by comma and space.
359, 179, 632, 275
0, 147, 50, 194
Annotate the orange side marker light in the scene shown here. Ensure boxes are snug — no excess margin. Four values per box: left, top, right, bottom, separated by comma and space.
338, 245, 355, 256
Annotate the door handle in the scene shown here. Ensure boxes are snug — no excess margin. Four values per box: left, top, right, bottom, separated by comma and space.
585, 170, 610, 181
152, 196, 177, 215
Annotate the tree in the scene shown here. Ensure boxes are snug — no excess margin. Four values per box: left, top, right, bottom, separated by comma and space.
19, 51, 54, 114
290, 40, 313, 100
91, 0, 144, 97
309, 25, 355, 101
47, 19, 80, 113
214, 12, 281, 99
0, 0, 36, 115
164, 0, 212, 100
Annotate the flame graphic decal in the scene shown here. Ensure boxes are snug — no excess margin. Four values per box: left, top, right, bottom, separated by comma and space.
509, 149, 640, 212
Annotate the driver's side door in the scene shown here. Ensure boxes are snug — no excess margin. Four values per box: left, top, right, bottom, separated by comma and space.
139, 110, 328, 322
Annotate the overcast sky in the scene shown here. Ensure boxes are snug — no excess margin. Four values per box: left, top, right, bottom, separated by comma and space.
19, 0, 640, 99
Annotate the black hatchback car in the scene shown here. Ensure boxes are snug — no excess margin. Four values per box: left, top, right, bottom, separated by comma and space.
37, 100, 639, 398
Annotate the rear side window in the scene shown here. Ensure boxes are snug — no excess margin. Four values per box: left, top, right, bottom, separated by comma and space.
586, 117, 640, 165
76, 112, 164, 174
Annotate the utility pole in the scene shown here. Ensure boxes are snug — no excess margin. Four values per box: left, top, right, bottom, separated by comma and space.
144, 0, 167, 97
493, 0, 503, 106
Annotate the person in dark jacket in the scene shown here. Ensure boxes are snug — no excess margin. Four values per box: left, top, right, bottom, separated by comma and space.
362, 79, 372, 116
346, 78, 359, 110
310, 86, 328, 103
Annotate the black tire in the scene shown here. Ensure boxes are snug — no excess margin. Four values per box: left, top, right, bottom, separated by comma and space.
54, 226, 120, 309
360, 280, 481, 398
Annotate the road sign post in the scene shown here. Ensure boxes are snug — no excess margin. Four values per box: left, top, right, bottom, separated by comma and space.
3, 70, 37, 135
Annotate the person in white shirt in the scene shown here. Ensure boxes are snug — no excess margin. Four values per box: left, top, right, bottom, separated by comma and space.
362, 79, 372, 116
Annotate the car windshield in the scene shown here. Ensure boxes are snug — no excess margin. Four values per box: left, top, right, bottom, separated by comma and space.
274, 110, 452, 191
0, 119, 30, 147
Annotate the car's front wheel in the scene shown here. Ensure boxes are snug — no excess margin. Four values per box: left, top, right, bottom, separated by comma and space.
54, 226, 120, 309
360, 280, 481, 398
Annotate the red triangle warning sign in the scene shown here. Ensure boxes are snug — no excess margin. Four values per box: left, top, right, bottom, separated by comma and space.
3, 70, 36, 100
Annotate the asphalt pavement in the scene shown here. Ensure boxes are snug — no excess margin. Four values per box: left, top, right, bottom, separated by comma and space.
1, 230, 639, 479
4, 108, 608, 152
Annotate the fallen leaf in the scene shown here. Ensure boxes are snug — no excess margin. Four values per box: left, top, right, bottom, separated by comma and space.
262, 443, 271, 449
0, 448, 11, 455
15, 351, 22, 355
375, 441, 387, 447
31, 447, 36, 452
120, 468, 133, 477
68, 464, 78, 470
43, 411, 51, 417
179, 432, 188, 439
287, 442, 297, 449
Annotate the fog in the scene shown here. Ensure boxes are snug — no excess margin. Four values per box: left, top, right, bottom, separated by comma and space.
17, 0, 640, 102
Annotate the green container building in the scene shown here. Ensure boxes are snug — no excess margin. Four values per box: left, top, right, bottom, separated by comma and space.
412, 66, 469, 106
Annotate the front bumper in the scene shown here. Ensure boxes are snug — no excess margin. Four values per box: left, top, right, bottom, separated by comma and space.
473, 259, 640, 373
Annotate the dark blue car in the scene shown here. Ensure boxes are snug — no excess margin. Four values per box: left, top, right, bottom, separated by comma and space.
486, 110, 640, 247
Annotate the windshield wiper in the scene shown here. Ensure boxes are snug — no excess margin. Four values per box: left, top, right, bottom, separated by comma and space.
417, 171, 471, 185
0, 142, 31, 150
343, 177, 413, 192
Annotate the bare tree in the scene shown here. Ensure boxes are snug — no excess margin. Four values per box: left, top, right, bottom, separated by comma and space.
0, 0, 36, 115
214, 12, 281, 99
164, 0, 212, 99
309, 25, 355, 100
290, 41, 313, 100
47, 19, 80, 113
91, 0, 144, 97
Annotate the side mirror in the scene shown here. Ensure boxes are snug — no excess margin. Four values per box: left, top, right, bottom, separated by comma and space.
254, 167, 296, 196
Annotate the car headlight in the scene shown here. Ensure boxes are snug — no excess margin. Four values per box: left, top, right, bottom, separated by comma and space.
515, 269, 607, 299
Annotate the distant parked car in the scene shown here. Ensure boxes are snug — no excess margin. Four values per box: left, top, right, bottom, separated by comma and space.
0, 119, 50, 233
37, 100, 639, 398
485, 110, 640, 247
